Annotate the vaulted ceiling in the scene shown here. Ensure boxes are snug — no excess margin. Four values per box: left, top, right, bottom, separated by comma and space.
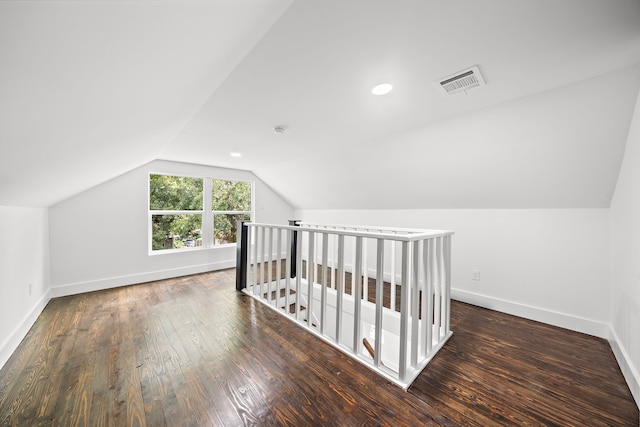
2, 0, 640, 208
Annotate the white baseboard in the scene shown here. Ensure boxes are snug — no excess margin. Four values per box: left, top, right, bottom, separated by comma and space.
51, 260, 236, 298
609, 329, 640, 410
0, 289, 51, 371
451, 288, 610, 339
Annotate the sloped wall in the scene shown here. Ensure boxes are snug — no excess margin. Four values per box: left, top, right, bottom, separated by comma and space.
49, 160, 293, 296
610, 88, 640, 407
264, 66, 640, 211
295, 208, 610, 338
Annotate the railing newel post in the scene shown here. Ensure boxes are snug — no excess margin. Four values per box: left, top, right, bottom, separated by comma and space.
289, 220, 300, 278
235, 220, 250, 291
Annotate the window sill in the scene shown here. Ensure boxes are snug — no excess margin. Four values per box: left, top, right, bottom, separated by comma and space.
148, 243, 237, 256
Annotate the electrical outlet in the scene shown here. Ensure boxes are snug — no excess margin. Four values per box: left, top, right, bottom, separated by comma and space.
28, 282, 32, 295
472, 270, 480, 281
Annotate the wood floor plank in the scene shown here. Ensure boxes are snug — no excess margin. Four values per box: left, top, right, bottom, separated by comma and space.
33, 300, 89, 425
0, 301, 66, 426
0, 269, 637, 426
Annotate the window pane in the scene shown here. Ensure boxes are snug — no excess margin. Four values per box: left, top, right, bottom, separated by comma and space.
152, 214, 202, 250
150, 174, 203, 210
213, 213, 250, 245
212, 179, 251, 211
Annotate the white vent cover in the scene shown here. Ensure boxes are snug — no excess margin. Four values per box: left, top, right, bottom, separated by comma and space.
435, 65, 486, 95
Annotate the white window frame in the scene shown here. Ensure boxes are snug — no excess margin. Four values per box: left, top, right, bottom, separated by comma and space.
148, 173, 254, 255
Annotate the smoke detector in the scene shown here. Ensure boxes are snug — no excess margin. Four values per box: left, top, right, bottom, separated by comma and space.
435, 65, 486, 96
273, 126, 286, 134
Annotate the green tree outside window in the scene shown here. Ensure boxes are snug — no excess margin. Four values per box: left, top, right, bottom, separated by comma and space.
149, 174, 252, 251
212, 179, 252, 244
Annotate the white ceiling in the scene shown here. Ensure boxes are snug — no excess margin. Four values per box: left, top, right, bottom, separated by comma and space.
0, 0, 293, 207
2, 0, 640, 208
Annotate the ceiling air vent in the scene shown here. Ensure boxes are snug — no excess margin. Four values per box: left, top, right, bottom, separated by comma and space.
435, 65, 486, 96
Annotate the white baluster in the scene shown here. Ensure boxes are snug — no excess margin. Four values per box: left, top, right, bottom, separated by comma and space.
259, 227, 265, 296
399, 241, 409, 382
336, 234, 345, 345
411, 240, 420, 368
444, 235, 451, 334
285, 228, 292, 315
250, 225, 257, 290
351, 232, 356, 297
433, 237, 442, 340
362, 237, 368, 302
295, 227, 303, 319
320, 232, 328, 335
266, 227, 273, 301
307, 231, 315, 328
391, 240, 396, 311
423, 238, 433, 355
275, 228, 282, 306
374, 238, 384, 368
352, 236, 362, 354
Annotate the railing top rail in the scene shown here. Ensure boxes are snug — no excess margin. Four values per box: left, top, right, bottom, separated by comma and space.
244, 222, 453, 241
297, 221, 442, 234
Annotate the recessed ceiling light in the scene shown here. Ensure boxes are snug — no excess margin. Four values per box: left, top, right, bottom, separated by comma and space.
372, 83, 393, 95
230, 152, 242, 157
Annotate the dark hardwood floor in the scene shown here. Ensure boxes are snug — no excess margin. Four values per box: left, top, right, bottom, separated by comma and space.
0, 269, 637, 426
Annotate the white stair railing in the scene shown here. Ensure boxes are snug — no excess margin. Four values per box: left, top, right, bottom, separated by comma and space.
236, 221, 454, 390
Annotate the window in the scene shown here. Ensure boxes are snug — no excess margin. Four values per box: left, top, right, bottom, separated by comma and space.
149, 174, 253, 252
211, 179, 252, 245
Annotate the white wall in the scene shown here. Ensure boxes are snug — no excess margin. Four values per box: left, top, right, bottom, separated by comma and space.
49, 159, 294, 296
0, 206, 50, 369
295, 209, 610, 338
610, 89, 640, 407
